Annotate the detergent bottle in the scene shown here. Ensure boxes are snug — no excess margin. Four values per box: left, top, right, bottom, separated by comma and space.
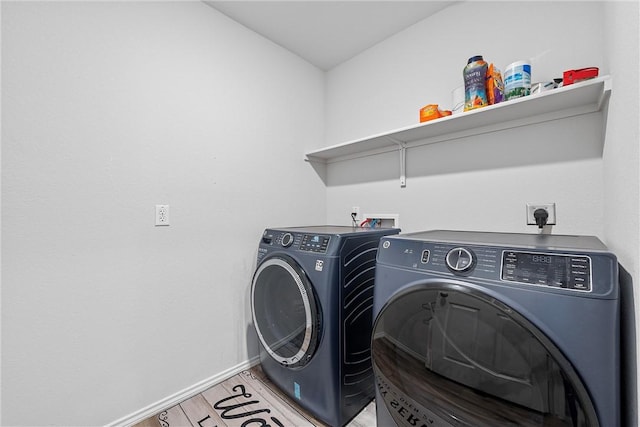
463, 55, 489, 111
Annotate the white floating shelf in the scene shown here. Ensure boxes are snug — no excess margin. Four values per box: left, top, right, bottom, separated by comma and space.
306, 76, 611, 164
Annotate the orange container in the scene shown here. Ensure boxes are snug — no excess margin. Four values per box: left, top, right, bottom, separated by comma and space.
419, 104, 452, 123
419, 104, 441, 123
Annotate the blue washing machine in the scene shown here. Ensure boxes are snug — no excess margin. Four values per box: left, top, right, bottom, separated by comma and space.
251, 225, 400, 426
371, 230, 619, 427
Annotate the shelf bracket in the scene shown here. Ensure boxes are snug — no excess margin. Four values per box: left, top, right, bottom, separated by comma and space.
387, 136, 407, 187
597, 77, 612, 111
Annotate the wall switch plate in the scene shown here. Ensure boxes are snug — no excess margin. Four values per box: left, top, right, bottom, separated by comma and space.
526, 203, 556, 226
155, 204, 170, 226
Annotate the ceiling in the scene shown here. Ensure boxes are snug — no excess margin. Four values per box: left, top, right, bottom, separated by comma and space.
204, 1, 454, 70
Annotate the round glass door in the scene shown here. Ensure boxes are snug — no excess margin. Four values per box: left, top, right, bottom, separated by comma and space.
251, 255, 322, 368
371, 283, 598, 426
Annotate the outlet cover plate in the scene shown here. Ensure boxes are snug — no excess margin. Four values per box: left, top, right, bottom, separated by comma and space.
155, 204, 170, 226
526, 203, 556, 226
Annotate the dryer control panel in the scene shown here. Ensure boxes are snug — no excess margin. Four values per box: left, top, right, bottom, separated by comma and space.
501, 251, 591, 291
377, 236, 603, 294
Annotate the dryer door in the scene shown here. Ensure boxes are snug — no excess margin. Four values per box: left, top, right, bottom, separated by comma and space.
371, 283, 599, 427
251, 255, 322, 368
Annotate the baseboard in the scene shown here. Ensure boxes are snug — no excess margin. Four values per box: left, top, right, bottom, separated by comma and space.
106, 356, 260, 427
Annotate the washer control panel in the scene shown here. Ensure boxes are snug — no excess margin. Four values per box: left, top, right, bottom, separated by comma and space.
262, 231, 331, 253
501, 251, 591, 291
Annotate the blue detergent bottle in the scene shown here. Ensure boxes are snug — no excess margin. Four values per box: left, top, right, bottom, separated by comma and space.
463, 55, 489, 111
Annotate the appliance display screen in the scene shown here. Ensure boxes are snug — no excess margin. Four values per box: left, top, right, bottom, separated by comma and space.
300, 234, 330, 253
501, 251, 591, 291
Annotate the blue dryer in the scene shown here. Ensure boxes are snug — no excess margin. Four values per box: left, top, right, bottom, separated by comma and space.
251, 225, 400, 426
371, 230, 619, 427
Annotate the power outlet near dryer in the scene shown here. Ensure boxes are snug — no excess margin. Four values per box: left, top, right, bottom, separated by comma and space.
526, 203, 556, 227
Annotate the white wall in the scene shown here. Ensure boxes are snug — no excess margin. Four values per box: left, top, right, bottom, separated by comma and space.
2, 1, 638, 425
1, 2, 325, 425
602, 2, 640, 425
324, 1, 639, 424
325, 1, 607, 236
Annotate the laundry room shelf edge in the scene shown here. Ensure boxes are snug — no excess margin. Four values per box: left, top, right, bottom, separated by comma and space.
305, 76, 611, 168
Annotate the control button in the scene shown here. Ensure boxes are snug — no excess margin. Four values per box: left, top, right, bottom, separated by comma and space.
446, 247, 475, 273
281, 233, 294, 247
262, 233, 273, 244
570, 282, 589, 290
421, 250, 430, 264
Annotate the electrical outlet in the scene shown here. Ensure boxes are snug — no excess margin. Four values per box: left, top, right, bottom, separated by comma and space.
526, 203, 556, 226
155, 204, 170, 226
351, 206, 360, 220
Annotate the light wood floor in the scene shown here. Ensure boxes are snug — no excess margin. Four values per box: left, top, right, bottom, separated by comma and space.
133, 365, 376, 427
